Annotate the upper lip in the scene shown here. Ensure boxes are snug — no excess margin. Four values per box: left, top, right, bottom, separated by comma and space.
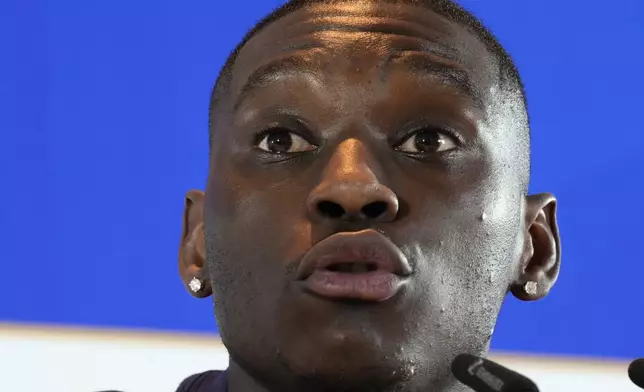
295, 229, 412, 280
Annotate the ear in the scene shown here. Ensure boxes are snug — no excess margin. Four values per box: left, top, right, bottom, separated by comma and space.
178, 190, 211, 298
511, 193, 561, 301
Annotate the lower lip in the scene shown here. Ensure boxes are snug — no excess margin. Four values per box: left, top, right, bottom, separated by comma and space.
301, 270, 404, 302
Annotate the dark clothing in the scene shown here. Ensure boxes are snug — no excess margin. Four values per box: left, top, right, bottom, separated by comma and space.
175, 370, 227, 392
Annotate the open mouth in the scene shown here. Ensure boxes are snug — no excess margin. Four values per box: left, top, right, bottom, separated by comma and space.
326, 262, 380, 273
296, 230, 411, 302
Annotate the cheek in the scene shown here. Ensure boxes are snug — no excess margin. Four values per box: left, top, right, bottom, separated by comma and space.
205, 173, 314, 325
399, 169, 522, 338
206, 183, 307, 270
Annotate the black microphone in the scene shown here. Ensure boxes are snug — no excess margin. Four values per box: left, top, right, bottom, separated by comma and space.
451, 354, 539, 392
629, 358, 644, 389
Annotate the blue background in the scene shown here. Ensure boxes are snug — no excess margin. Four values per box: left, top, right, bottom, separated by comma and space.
1, 0, 643, 359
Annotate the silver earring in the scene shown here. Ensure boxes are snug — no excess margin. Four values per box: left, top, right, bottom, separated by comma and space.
189, 277, 203, 293
523, 281, 538, 296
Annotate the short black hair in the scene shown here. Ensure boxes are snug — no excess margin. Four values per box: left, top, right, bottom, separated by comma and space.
208, 0, 530, 185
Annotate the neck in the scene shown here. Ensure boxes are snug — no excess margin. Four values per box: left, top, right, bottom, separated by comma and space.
227, 361, 269, 392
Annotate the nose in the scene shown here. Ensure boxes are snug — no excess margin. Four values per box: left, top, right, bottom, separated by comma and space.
307, 139, 399, 222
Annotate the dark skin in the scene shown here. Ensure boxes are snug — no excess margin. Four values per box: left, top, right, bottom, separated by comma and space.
179, 2, 561, 392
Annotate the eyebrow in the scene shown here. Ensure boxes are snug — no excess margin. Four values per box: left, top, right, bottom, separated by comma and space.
234, 50, 483, 112
384, 51, 484, 108
234, 54, 321, 112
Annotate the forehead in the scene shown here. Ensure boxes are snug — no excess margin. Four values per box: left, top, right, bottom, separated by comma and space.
229, 2, 497, 105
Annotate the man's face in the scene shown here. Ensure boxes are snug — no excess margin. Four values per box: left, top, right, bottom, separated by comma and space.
201, 2, 540, 391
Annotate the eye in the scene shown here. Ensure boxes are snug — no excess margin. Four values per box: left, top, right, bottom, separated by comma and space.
395, 128, 458, 153
256, 128, 317, 154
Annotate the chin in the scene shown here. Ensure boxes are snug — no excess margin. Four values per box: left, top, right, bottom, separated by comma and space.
282, 331, 416, 384
285, 356, 414, 392
229, 336, 417, 392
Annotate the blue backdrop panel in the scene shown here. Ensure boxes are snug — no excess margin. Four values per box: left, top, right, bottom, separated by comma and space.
1, 0, 643, 359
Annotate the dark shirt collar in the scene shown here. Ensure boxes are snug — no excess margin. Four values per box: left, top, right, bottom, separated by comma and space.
214, 371, 228, 392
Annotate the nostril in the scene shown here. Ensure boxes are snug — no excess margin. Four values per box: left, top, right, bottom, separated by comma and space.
317, 201, 346, 219
361, 201, 388, 219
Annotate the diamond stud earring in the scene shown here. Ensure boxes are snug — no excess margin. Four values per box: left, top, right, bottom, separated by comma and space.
524, 281, 538, 296
189, 277, 203, 293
